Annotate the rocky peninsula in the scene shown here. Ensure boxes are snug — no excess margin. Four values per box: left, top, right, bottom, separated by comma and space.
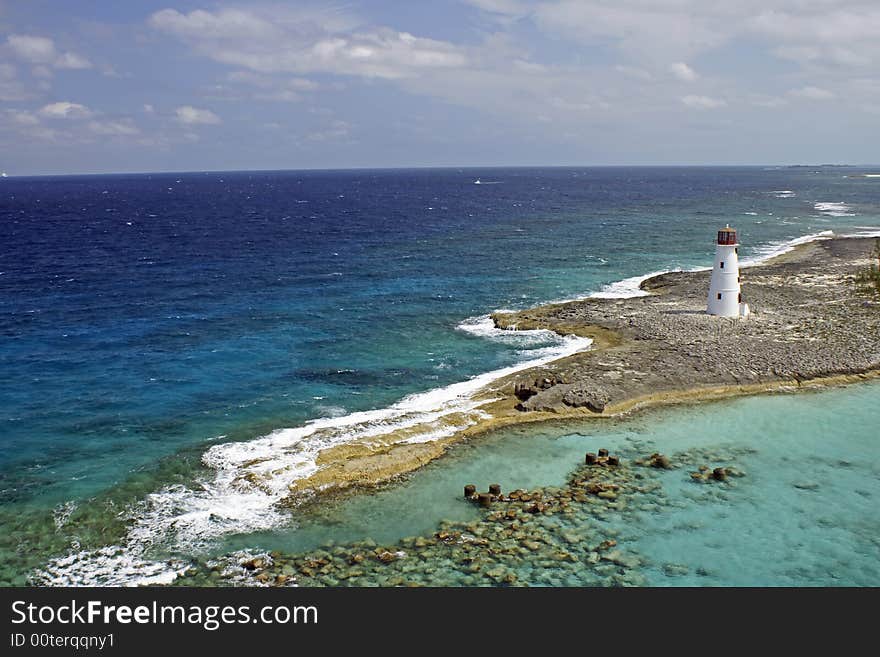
287, 235, 880, 502
493, 235, 880, 415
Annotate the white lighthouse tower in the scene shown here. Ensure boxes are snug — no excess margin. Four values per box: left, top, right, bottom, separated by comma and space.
707, 225, 749, 318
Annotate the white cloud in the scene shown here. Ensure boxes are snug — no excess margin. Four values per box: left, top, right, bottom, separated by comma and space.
55, 51, 93, 70
6, 34, 92, 69
466, 0, 531, 16
87, 119, 140, 136
225, 71, 318, 101
467, 1, 880, 70
681, 94, 726, 109
789, 86, 835, 100
39, 101, 93, 119
150, 8, 280, 41
529, 1, 728, 61
670, 62, 697, 82
174, 105, 222, 125
150, 8, 467, 79
7, 35, 57, 63
228, 71, 318, 91
141, 0, 879, 148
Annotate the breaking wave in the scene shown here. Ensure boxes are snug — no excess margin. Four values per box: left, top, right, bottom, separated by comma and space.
37, 317, 591, 586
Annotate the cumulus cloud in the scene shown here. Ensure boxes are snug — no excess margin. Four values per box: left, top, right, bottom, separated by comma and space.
150, 8, 467, 79
670, 62, 697, 82
39, 101, 93, 119
6, 34, 91, 69
466, 1, 880, 70
4, 106, 141, 144
174, 105, 222, 125
7, 35, 57, 63
520, 1, 729, 61
136, 1, 880, 153
681, 95, 726, 109
147, 5, 614, 126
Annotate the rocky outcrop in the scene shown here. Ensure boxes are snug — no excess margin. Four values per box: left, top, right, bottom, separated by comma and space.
495, 237, 880, 418
562, 386, 611, 413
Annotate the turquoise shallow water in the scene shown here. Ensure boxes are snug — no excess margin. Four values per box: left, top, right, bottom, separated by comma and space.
225, 381, 880, 587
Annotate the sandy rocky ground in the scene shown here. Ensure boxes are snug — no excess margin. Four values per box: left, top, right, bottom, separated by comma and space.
494, 236, 880, 416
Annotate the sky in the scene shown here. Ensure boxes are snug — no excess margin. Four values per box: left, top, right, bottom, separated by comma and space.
1, 0, 879, 175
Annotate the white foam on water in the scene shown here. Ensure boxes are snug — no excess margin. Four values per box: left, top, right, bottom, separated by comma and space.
741, 230, 835, 266
772, 190, 796, 198
814, 201, 855, 217
843, 228, 880, 238
555, 230, 841, 304
35, 547, 189, 587
589, 269, 699, 299
457, 313, 572, 346
39, 320, 591, 586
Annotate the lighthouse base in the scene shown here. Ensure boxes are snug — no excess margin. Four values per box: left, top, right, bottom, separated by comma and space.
707, 302, 750, 319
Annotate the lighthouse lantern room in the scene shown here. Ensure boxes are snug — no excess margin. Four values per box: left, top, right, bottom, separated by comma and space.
707, 225, 749, 318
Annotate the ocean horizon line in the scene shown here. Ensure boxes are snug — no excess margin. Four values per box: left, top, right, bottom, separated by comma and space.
5, 162, 880, 180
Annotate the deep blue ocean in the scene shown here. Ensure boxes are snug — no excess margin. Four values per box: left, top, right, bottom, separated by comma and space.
2, 166, 878, 585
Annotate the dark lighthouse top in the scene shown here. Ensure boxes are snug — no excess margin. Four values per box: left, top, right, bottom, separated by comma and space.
717, 226, 738, 245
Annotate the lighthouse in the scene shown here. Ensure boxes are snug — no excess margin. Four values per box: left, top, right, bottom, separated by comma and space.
707, 225, 749, 318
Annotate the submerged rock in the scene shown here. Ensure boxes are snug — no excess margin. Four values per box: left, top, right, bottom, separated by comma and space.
663, 563, 690, 577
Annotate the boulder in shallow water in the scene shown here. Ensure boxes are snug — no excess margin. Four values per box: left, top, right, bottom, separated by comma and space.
663, 563, 690, 577
650, 453, 672, 469
376, 550, 398, 564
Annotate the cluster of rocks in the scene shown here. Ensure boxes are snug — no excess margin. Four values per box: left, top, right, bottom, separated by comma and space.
689, 465, 745, 483
493, 237, 880, 416
514, 376, 567, 406
633, 449, 745, 483
169, 441, 755, 587
176, 449, 660, 587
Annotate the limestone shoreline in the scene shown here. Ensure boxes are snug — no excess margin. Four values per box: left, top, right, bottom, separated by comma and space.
286, 234, 880, 504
